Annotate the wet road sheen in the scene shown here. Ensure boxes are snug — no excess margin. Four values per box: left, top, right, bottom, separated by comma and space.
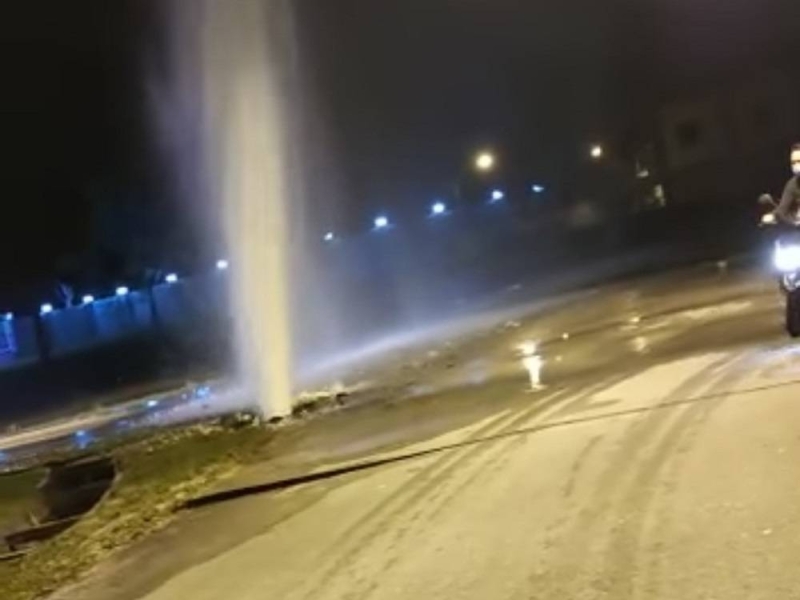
58, 265, 800, 600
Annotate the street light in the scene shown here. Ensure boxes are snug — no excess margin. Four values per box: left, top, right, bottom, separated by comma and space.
430, 201, 447, 217
475, 152, 496, 172
116, 286, 129, 297
532, 184, 546, 194
490, 189, 505, 203
40, 304, 54, 316
373, 215, 390, 230
590, 144, 604, 160
216, 259, 229, 271
82, 295, 95, 305
165, 273, 179, 284
323, 232, 335, 242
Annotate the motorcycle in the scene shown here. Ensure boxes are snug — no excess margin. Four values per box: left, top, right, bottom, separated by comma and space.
759, 193, 800, 337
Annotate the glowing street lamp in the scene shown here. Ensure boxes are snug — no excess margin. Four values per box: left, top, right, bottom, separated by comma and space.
116, 286, 130, 297
216, 259, 229, 271
3, 312, 13, 321
82, 295, 95, 305
532, 184, 546, 194
590, 144, 604, 160
324, 232, 335, 242
430, 201, 447, 217
373, 215, 390, 230
165, 273, 179, 284
40, 303, 54, 316
475, 152, 496, 172
490, 189, 506, 203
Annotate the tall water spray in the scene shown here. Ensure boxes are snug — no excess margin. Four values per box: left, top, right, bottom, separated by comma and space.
197, 0, 296, 417
160, 0, 484, 411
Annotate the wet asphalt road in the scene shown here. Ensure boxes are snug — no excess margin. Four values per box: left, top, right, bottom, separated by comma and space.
56, 263, 800, 600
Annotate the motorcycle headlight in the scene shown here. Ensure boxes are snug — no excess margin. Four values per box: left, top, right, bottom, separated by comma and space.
774, 244, 800, 272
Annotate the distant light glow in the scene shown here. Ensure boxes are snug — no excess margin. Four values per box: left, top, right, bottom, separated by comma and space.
116, 286, 130, 297
146, 399, 160, 409
165, 273, 179, 284
522, 355, 544, 391
74, 428, 94, 450
374, 215, 390, 230
532, 184, 546, 194
517, 340, 544, 390
324, 232, 335, 242
82, 295, 95, 305
490, 189, 505, 202
431, 201, 447, 216
475, 152, 496, 171
3, 313, 12, 322
591, 144, 604, 159
216, 259, 229, 271
40, 304, 54, 316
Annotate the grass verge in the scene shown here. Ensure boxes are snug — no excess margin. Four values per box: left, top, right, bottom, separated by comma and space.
0, 423, 272, 600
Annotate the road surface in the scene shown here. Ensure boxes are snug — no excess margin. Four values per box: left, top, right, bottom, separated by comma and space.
57, 263, 800, 600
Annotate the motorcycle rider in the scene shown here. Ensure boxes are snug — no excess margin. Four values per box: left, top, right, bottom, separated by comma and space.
774, 143, 800, 224
767, 144, 800, 337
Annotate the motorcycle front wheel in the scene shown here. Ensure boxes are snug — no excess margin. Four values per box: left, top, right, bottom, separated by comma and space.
786, 290, 800, 338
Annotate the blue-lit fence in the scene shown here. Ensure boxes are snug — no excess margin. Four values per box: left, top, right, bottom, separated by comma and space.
0, 207, 569, 373
0, 276, 229, 372
0, 200, 752, 375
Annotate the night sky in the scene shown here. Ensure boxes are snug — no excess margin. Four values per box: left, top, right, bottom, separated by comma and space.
3, 0, 799, 288
3, 2, 151, 287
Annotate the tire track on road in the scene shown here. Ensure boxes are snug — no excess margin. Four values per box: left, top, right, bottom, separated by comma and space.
595, 352, 755, 599
524, 352, 744, 598
343, 376, 640, 600
297, 383, 575, 600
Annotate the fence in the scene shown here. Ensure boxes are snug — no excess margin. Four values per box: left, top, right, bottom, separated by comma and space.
0, 203, 753, 376
0, 276, 228, 373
